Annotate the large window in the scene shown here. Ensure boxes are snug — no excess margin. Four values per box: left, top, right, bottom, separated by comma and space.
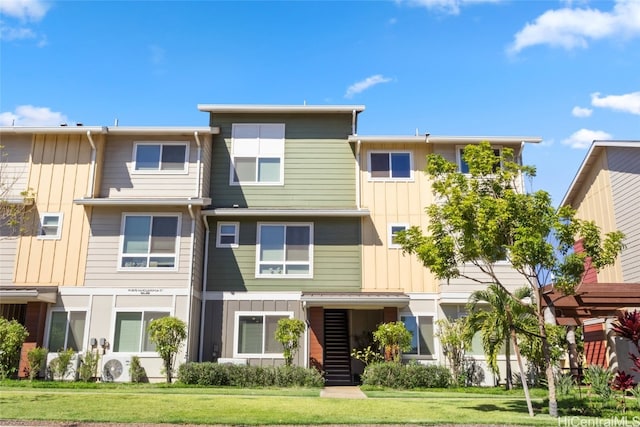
48, 311, 86, 352
401, 315, 435, 356
113, 311, 169, 352
457, 146, 501, 174
38, 213, 63, 240
120, 214, 180, 269
235, 312, 292, 357
133, 142, 188, 173
230, 123, 285, 185
256, 223, 312, 278
369, 151, 412, 180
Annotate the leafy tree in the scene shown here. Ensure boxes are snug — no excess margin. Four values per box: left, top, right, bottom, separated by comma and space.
0, 317, 29, 379
274, 318, 305, 366
148, 316, 187, 383
517, 322, 569, 383
372, 321, 412, 362
396, 142, 625, 417
435, 317, 469, 385
1, 144, 35, 238
467, 283, 534, 389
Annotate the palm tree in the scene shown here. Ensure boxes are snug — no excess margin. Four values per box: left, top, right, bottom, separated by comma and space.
467, 283, 534, 390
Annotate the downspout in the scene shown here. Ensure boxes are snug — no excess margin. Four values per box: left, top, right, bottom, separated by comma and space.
355, 140, 361, 210
186, 204, 196, 362
194, 131, 202, 198
198, 215, 211, 362
86, 131, 96, 198
351, 109, 357, 136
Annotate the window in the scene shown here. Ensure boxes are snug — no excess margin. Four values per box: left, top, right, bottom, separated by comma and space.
133, 142, 188, 173
457, 145, 501, 174
48, 311, 86, 352
230, 124, 285, 185
120, 214, 180, 269
388, 224, 408, 249
113, 311, 169, 352
235, 312, 292, 357
369, 151, 412, 180
38, 213, 63, 240
256, 223, 312, 277
401, 315, 435, 356
216, 222, 239, 248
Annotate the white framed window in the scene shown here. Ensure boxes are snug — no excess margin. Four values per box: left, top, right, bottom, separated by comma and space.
256, 223, 313, 278
216, 222, 239, 248
233, 311, 293, 358
38, 212, 63, 240
47, 310, 86, 352
230, 123, 285, 185
401, 315, 435, 356
388, 223, 409, 249
456, 145, 502, 174
133, 142, 189, 173
119, 213, 181, 270
368, 151, 412, 180
112, 310, 169, 353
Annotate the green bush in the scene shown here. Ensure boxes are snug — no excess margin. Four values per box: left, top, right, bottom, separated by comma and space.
26, 347, 48, 381
177, 362, 324, 387
48, 349, 76, 381
130, 356, 148, 383
77, 351, 100, 382
0, 318, 29, 380
361, 361, 452, 389
584, 365, 613, 401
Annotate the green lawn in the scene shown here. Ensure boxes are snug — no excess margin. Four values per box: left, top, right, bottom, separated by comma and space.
0, 383, 625, 426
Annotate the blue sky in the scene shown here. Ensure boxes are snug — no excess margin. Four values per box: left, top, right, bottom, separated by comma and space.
1, 0, 638, 206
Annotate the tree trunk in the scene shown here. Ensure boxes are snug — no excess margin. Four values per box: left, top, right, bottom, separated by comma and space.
566, 326, 580, 378
537, 311, 557, 417
505, 335, 512, 390
511, 326, 534, 417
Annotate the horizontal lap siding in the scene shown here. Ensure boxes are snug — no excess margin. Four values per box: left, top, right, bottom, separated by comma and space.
207, 218, 361, 292
0, 237, 17, 284
0, 136, 31, 198
608, 147, 640, 282
100, 136, 199, 198
209, 114, 355, 208
84, 207, 191, 287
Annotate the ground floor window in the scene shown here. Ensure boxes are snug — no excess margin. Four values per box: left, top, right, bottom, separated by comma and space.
235, 312, 292, 357
401, 315, 434, 356
113, 311, 169, 352
48, 311, 86, 352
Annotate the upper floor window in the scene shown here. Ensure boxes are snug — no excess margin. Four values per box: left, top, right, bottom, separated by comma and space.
119, 214, 180, 270
369, 151, 412, 180
38, 213, 63, 240
48, 310, 86, 352
133, 142, 188, 173
388, 223, 408, 249
113, 311, 169, 352
216, 222, 239, 248
457, 145, 501, 174
401, 315, 435, 356
256, 223, 312, 278
230, 124, 285, 185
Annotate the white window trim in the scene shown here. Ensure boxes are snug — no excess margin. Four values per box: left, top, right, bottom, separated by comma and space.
118, 212, 181, 271
229, 123, 285, 186
388, 223, 409, 249
111, 308, 173, 354
38, 212, 63, 240
132, 141, 190, 175
400, 312, 437, 359
456, 145, 502, 174
45, 308, 88, 352
367, 150, 414, 182
233, 311, 293, 359
216, 222, 239, 248
255, 222, 313, 279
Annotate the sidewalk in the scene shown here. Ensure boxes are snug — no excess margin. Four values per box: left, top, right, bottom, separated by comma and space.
319, 386, 367, 399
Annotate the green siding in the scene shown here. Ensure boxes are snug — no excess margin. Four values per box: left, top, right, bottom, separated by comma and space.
207, 217, 361, 292
209, 113, 356, 208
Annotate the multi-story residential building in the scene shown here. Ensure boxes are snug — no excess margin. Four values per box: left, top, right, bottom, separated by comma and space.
0, 125, 216, 380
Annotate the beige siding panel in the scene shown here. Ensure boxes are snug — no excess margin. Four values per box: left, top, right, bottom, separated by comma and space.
100, 136, 200, 198
200, 134, 212, 198
115, 295, 174, 308
0, 135, 31, 198
0, 236, 17, 284
84, 207, 192, 287
443, 263, 530, 294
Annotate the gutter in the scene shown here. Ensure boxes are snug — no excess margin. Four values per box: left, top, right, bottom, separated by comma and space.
86, 131, 97, 198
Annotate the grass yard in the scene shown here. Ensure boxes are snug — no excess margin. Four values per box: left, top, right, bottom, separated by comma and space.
0, 383, 576, 426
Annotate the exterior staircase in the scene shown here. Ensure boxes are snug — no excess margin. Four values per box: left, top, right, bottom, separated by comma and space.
323, 309, 352, 385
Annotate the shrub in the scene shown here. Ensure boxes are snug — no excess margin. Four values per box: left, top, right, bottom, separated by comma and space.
275, 318, 306, 366
177, 362, 324, 387
361, 361, 452, 389
48, 348, 76, 381
26, 347, 48, 381
584, 365, 614, 401
130, 356, 148, 383
148, 316, 187, 383
0, 318, 29, 380
77, 351, 100, 382
372, 322, 412, 362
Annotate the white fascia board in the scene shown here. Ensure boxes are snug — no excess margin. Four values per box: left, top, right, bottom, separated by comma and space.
74, 197, 211, 206
348, 135, 428, 144
0, 126, 107, 135
203, 208, 370, 217
197, 104, 365, 114
106, 127, 219, 135
348, 135, 543, 145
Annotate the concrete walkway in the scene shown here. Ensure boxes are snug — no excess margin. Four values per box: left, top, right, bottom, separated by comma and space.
320, 386, 367, 399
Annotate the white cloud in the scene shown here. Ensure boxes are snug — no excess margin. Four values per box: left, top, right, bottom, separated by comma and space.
0, 25, 35, 40
571, 106, 593, 118
509, 0, 640, 53
0, 105, 68, 126
562, 128, 613, 149
0, 0, 50, 21
396, 0, 501, 15
591, 91, 640, 115
345, 75, 393, 99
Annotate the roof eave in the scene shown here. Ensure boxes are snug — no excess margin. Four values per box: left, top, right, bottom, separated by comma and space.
197, 104, 365, 114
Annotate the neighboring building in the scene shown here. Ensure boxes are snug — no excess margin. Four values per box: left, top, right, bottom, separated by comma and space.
549, 140, 640, 376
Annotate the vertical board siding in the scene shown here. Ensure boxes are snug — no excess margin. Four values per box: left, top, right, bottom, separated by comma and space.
608, 147, 640, 282
84, 207, 191, 287
100, 136, 199, 198
207, 217, 361, 292
209, 114, 356, 208
13, 133, 91, 286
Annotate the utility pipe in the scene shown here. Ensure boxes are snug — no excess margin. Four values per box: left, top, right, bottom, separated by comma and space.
355, 140, 361, 210
194, 131, 202, 198
198, 215, 211, 362
86, 131, 97, 198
